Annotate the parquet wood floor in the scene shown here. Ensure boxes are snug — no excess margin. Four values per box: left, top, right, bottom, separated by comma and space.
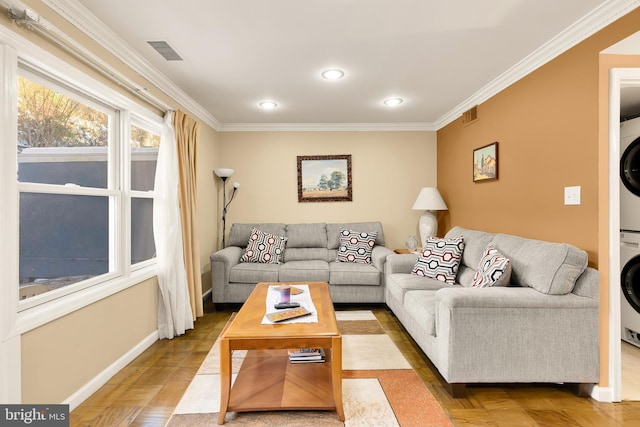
69, 302, 640, 426
622, 340, 640, 401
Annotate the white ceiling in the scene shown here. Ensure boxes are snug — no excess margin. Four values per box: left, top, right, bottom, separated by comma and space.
68, 0, 635, 129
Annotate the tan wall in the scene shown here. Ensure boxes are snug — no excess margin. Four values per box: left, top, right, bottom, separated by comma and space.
437, 53, 601, 262
437, 9, 640, 389
5, 2, 220, 403
21, 278, 158, 403
217, 131, 437, 250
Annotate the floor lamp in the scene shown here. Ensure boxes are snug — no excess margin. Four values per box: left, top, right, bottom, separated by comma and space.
412, 187, 448, 247
214, 168, 240, 248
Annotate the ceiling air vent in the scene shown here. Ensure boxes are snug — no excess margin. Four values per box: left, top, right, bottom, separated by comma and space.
462, 105, 478, 126
147, 41, 183, 61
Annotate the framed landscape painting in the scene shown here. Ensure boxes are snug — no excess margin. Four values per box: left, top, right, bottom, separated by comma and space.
297, 154, 352, 202
473, 142, 498, 182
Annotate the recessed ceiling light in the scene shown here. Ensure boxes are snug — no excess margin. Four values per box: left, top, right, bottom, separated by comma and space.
321, 69, 345, 80
259, 101, 278, 109
383, 97, 403, 106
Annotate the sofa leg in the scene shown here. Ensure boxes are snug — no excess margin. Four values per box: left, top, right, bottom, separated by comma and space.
567, 383, 593, 398
447, 383, 466, 398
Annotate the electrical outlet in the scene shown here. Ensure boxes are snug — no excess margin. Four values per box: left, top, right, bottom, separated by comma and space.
200, 265, 205, 275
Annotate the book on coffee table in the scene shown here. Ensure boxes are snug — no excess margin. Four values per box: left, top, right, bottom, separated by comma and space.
288, 348, 323, 357
289, 348, 326, 363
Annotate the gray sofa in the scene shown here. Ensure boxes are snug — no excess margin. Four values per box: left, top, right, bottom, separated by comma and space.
385, 226, 599, 396
210, 222, 393, 304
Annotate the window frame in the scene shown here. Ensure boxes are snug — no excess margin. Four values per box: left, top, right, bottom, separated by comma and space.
2, 40, 162, 334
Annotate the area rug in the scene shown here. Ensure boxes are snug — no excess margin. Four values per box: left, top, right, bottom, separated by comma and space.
166, 310, 452, 426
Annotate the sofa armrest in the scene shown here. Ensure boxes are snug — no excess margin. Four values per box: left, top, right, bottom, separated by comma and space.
210, 246, 243, 302
384, 253, 418, 275
433, 286, 599, 384
435, 286, 599, 310
371, 246, 394, 272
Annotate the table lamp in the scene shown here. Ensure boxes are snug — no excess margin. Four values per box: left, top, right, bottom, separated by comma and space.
412, 187, 448, 246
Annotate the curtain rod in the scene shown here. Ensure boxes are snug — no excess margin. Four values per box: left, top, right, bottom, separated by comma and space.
6, 4, 173, 114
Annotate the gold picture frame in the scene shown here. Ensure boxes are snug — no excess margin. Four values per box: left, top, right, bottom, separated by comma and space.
297, 154, 352, 202
473, 142, 498, 182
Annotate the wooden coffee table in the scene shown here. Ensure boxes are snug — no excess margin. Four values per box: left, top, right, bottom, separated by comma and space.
217, 281, 344, 424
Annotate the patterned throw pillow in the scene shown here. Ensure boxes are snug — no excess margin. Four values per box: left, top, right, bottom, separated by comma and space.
471, 245, 511, 288
411, 236, 465, 284
336, 228, 377, 264
240, 228, 287, 264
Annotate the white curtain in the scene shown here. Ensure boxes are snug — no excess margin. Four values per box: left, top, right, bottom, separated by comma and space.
153, 111, 194, 339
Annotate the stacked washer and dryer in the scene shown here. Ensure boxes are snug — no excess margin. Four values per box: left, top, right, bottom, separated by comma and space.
620, 115, 640, 348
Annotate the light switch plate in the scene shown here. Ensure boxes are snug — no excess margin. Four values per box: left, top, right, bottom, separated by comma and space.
564, 186, 581, 205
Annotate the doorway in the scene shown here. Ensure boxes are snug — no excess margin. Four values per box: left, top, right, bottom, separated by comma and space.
608, 67, 640, 403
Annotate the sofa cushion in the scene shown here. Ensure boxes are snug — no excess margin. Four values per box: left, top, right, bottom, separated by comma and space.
240, 228, 287, 264
456, 265, 477, 288
336, 228, 377, 264
283, 248, 330, 263
412, 236, 465, 284
327, 222, 386, 249
279, 260, 330, 282
228, 223, 287, 247
229, 263, 280, 284
472, 245, 512, 288
385, 273, 452, 305
330, 262, 381, 285
403, 290, 437, 336
445, 226, 495, 270
285, 223, 327, 248
490, 233, 588, 295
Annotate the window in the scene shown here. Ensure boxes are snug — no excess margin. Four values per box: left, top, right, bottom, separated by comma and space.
130, 122, 160, 266
16, 67, 161, 307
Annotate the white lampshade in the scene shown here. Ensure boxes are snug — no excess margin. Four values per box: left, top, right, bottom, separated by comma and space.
412, 187, 448, 211
412, 187, 448, 246
214, 168, 234, 178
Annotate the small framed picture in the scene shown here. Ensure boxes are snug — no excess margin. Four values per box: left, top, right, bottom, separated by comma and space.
297, 154, 352, 202
473, 142, 498, 182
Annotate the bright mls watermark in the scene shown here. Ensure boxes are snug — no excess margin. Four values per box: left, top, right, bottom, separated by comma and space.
0, 405, 68, 426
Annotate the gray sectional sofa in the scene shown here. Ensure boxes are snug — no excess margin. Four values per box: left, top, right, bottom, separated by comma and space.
384, 226, 600, 395
210, 222, 393, 304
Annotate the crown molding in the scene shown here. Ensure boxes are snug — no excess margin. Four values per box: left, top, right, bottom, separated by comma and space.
42, 0, 221, 130
218, 122, 437, 132
434, 0, 640, 130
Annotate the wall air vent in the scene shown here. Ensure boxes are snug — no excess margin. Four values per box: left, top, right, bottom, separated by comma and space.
147, 41, 183, 61
462, 105, 478, 126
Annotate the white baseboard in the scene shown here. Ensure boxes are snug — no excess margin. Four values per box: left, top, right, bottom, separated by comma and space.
202, 288, 211, 301
63, 330, 159, 410
590, 385, 614, 402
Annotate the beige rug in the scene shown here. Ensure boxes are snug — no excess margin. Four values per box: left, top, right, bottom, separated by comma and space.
166, 310, 452, 426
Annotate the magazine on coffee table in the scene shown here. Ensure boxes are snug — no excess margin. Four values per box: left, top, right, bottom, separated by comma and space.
265, 306, 313, 323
